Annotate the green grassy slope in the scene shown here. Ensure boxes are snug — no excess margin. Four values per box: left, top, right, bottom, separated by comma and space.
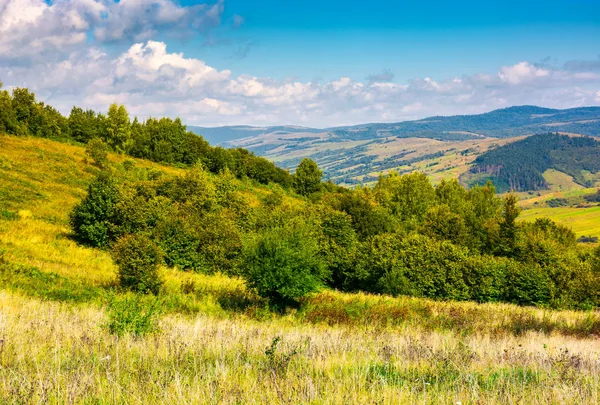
2, 134, 600, 404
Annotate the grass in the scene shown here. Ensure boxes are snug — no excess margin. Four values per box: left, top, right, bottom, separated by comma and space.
2, 133, 600, 403
519, 205, 600, 238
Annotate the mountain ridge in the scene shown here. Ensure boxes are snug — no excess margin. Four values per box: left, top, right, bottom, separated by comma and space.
189, 105, 600, 145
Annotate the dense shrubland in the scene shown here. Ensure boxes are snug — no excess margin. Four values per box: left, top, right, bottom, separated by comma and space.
2, 84, 599, 310
70, 160, 600, 310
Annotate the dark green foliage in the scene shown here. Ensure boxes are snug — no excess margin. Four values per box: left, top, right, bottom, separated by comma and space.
111, 233, 163, 294
242, 224, 329, 308
469, 133, 600, 192
70, 171, 120, 247
154, 214, 205, 271
504, 262, 553, 306
293, 158, 322, 196
68, 107, 102, 143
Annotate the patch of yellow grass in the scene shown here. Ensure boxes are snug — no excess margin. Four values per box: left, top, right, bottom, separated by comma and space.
0, 291, 599, 404
519, 206, 600, 237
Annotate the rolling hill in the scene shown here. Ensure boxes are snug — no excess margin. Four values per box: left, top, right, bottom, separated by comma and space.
190, 106, 600, 186
463, 133, 600, 192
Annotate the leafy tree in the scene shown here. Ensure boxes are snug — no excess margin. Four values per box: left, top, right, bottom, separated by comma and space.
112, 233, 163, 294
70, 171, 120, 247
421, 205, 468, 246
375, 172, 436, 227
68, 107, 99, 143
0, 83, 17, 134
497, 193, 521, 256
106, 103, 132, 153
86, 138, 110, 168
293, 158, 322, 196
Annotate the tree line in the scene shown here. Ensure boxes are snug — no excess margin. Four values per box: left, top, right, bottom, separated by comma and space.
0, 84, 294, 188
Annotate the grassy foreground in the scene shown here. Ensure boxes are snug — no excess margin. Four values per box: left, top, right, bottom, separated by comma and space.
1, 134, 600, 404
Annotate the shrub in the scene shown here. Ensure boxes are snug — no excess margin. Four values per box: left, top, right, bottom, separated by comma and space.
70, 171, 120, 247
154, 214, 204, 272
376, 234, 471, 301
112, 233, 163, 294
504, 262, 553, 306
86, 138, 110, 168
242, 224, 328, 308
105, 294, 162, 337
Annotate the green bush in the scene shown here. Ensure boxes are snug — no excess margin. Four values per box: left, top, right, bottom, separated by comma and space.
86, 138, 110, 168
105, 294, 162, 337
377, 234, 470, 301
504, 261, 553, 306
70, 171, 120, 247
242, 224, 328, 308
154, 214, 204, 272
112, 233, 163, 294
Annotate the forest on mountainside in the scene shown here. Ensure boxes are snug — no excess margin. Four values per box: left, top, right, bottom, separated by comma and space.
467, 133, 600, 192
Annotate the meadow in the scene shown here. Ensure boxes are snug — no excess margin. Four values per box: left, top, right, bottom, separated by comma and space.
1, 134, 600, 404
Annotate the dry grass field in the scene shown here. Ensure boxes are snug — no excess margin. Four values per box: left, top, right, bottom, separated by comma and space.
1, 134, 600, 404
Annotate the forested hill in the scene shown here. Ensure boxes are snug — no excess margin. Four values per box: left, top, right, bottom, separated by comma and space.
465, 133, 600, 192
191, 106, 600, 145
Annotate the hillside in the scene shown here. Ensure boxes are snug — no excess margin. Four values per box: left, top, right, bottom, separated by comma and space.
464, 133, 600, 192
190, 106, 600, 185
2, 134, 600, 403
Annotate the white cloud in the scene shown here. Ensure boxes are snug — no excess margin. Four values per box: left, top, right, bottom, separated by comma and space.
498, 61, 550, 85
1, 39, 600, 127
0, 0, 224, 62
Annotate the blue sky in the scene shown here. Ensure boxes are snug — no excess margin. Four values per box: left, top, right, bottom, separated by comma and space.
176, 0, 600, 80
1, 0, 599, 126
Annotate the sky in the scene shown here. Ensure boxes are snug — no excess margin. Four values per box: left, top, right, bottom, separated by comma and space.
1, 0, 599, 127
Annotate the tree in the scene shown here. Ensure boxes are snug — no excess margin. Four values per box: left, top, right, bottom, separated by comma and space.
68, 107, 99, 143
0, 83, 17, 134
374, 172, 436, 227
86, 138, 110, 168
106, 103, 132, 153
498, 193, 521, 256
293, 158, 322, 196
70, 171, 120, 247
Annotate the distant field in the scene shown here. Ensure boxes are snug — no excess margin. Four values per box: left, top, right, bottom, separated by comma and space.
519, 205, 600, 237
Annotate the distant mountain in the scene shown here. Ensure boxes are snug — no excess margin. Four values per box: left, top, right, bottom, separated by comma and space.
188, 125, 323, 145
189, 106, 600, 145
188, 106, 600, 187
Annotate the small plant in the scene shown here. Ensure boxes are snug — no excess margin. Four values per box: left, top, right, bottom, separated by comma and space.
264, 336, 299, 377
86, 138, 109, 168
105, 294, 161, 337
112, 233, 163, 294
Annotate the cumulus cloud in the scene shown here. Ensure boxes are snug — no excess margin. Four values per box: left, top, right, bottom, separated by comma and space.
1, 34, 600, 126
498, 62, 550, 85
0, 0, 225, 62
